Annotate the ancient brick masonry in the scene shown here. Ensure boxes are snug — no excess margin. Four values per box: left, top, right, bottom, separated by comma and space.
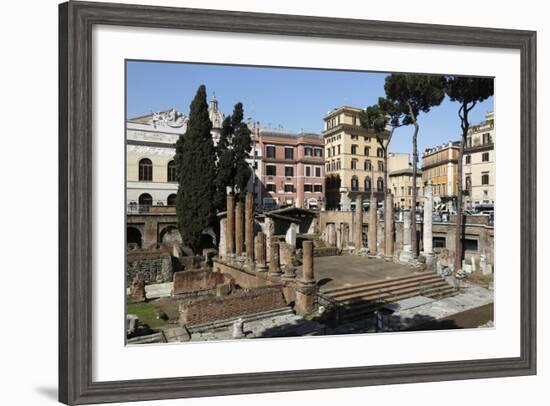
179, 286, 287, 326
245, 192, 255, 261
172, 270, 231, 296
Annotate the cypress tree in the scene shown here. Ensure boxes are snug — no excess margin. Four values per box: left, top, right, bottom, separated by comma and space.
175, 85, 217, 254
231, 102, 252, 199
213, 116, 235, 212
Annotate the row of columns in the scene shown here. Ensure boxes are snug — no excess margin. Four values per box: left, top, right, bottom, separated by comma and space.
225, 191, 255, 260
353, 193, 395, 258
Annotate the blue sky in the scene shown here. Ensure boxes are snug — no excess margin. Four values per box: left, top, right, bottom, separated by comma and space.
126, 61, 494, 155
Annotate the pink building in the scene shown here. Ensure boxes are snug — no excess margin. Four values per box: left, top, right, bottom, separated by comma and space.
258, 129, 325, 210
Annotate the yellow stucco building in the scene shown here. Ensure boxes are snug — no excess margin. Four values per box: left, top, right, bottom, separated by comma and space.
323, 106, 389, 210
421, 141, 460, 208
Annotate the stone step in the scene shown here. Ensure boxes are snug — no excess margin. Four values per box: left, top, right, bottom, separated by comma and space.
187, 307, 295, 332
328, 277, 449, 302
323, 272, 443, 296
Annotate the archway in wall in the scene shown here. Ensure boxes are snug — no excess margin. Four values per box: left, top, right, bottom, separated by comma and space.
127, 226, 142, 248
160, 225, 182, 246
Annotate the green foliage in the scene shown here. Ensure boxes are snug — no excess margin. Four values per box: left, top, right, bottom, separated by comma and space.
213, 102, 252, 209
446, 76, 494, 108
175, 85, 217, 253
384, 74, 446, 122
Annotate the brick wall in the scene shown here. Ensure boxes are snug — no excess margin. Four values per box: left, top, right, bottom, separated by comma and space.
172, 270, 229, 295
179, 286, 287, 326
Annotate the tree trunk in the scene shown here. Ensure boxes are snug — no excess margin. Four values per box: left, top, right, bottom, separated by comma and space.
454, 104, 469, 272
411, 123, 419, 258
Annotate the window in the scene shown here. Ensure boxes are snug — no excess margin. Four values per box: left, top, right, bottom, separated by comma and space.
351, 176, 359, 191
315, 167, 321, 177
364, 176, 371, 191
482, 152, 490, 162
465, 155, 471, 164
266, 145, 276, 158
351, 144, 358, 155
482, 173, 489, 185
138, 193, 152, 206
167, 160, 176, 182
305, 166, 311, 177
314, 184, 322, 193
266, 183, 276, 192
304, 147, 312, 156
351, 134, 359, 141
285, 166, 294, 177
266, 165, 276, 176
337, 145, 341, 155
364, 146, 370, 156
377, 161, 384, 172
364, 160, 372, 171
314, 148, 323, 157
284, 147, 294, 160
167, 193, 177, 206
332, 146, 336, 156
284, 184, 294, 193
138, 158, 153, 181
482, 133, 491, 144
304, 184, 312, 192
327, 148, 331, 158
433, 237, 446, 248
377, 148, 384, 157
336, 159, 341, 170
326, 163, 330, 172
377, 177, 384, 192
463, 239, 479, 251
351, 159, 357, 170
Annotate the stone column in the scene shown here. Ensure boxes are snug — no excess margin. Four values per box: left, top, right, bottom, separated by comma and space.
341, 223, 350, 249
368, 193, 377, 255
264, 217, 274, 260
245, 192, 255, 261
422, 181, 434, 255
219, 218, 227, 258
385, 194, 394, 258
226, 193, 235, 256
354, 194, 363, 250
235, 201, 244, 257
254, 232, 267, 271
296, 240, 316, 315
399, 210, 413, 262
268, 240, 281, 276
326, 223, 337, 247
300, 240, 315, 284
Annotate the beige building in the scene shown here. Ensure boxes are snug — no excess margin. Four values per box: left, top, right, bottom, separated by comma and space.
126, 97, 225, 212
323, 106, 388, 210
422, 141, 460, 208
463, 112, 495, 208
389, 168, 424, 210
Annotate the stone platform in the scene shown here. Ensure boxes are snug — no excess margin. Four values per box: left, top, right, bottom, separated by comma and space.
299, 255, 415, 292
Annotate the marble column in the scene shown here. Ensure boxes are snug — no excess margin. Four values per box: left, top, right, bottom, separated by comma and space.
226, 193, 235, 256
300, 240, 315, 284
254, 232, 267, 271
245, 192, 254, 261
399, 210, 413, 262
235, 201, 244, 257
268, 240, 281, 276
422, 181, 434, 255
385, 194, 394, 258
341, 222, 350, 249
368, 193, 377, 254
354, 194, 363, 249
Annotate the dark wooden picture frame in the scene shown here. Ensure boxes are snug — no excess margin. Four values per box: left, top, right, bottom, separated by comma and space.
59, 1, 536, 404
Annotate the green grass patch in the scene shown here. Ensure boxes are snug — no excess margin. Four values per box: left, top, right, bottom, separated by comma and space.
127, 302, 167, 329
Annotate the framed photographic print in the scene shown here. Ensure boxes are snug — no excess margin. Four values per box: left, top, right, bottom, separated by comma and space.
59, 1, 536, 404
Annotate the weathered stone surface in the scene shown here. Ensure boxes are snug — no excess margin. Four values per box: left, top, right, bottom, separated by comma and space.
254, 232, 267, 271
172, 270, 229, 296
355, 195, 364, 249
268, 240, 282, 276
245, 192, 255, 261
285, 225, 297, 247
385, 194, 394, 257
422, 181, 434, 255
126, 251, 172, 285
300, 240, 315, 285
235, 201, 244, 257
226, 193, 235, 255
163, 326, 191, 342
128, 272, 146, 303
219, 218, 227, 258
368, 194, 377, 254
326, 223, 337, 247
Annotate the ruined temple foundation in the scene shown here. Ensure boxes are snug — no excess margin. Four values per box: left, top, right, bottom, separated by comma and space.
368, 193, 377, 255
385, 194, 394, 259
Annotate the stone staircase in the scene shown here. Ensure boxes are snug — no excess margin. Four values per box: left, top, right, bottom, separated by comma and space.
320, 272, 456, 323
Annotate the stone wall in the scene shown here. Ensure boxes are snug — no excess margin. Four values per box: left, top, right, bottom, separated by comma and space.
172, 270, 231, 296
126, 251, 172, 285
179, 286, 287, 326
